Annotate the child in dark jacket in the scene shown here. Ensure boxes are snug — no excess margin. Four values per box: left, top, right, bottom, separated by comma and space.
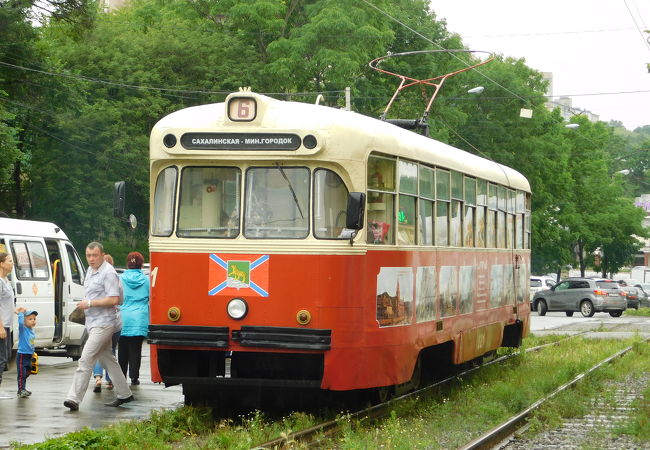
15, 307, 37, 398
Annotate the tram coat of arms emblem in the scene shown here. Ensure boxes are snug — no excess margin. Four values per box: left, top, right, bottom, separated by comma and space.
208, 254, 269, 297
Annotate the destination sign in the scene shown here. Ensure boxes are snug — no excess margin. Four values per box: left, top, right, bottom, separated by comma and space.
180, 133, 301, 151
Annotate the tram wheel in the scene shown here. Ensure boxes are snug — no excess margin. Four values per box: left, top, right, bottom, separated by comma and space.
410, 357, 422, 390
372, 385, 393, 404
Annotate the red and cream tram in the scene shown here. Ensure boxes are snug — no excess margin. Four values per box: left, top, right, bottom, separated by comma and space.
146, 90, 531, 405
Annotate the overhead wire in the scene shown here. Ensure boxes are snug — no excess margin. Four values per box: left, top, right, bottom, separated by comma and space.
0, 59, 345, 100
456, 27, 637, 39
622, 0, 650, 52
359, 0, 531, 105
0, 96, 137, 167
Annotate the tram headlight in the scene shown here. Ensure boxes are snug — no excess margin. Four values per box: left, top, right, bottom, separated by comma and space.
227, 298, 248, 320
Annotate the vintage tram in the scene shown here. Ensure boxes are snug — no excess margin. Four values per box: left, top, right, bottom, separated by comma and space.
145, 89, 531, 406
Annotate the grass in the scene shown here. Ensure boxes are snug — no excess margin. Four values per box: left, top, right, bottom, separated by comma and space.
325, 337, 648, 449
13, 336, 648, 449
13, 407, 319, 449
625, 307, 650, 317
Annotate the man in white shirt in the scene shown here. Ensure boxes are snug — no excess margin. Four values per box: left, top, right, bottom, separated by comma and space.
64, 242, 133, 411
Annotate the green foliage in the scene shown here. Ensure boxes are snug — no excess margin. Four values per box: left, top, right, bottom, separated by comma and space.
0, 0, 647, 273
15, 406, 215, 449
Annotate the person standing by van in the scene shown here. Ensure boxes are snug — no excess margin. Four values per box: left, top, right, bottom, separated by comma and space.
63, 242, 133, 411
93, 254, 120, 392
0, 252, 15, 388
118, 252, 149, 385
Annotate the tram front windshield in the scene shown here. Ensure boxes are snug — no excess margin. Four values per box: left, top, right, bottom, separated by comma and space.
153, 166, 349, 239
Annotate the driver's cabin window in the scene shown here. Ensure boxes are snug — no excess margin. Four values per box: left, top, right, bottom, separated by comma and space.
178, 166, 241, 238
314, 169, 349, 239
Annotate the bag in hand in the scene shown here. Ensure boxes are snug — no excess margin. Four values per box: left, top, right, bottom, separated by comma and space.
68, 307, 86, 325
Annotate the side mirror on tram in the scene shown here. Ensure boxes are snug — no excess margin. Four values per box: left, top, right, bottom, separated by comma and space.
345, 192, 366, 230
113, 181, 126, 218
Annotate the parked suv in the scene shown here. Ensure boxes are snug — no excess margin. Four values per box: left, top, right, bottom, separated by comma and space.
532, 277, 626, 317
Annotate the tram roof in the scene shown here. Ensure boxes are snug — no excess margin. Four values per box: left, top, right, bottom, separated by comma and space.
0, 218, 70, 241
152, 92, 530, 192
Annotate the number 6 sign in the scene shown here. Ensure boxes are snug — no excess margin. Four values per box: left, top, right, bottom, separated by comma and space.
228, 98, 257, 121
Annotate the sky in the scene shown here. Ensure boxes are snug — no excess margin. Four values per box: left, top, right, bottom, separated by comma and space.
428, 0, 650, 131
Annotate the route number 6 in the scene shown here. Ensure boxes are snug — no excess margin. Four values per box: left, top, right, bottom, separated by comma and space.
228, 98, 256, 121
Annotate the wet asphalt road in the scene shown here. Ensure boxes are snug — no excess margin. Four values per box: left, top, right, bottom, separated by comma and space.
0, 344, 183, 447
1, 314, 648, 447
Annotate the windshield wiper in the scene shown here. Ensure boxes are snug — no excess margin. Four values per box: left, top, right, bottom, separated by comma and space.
276, 163, 304, 218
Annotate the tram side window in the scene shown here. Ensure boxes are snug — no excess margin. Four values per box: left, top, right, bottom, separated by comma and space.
497, 185, 507, 248
476, 179, 487, 247
450, 171, 463, 247
506, 189, 517, 248
178, 167, 241, 238
314, 169, 349, 239
244, 167, 309, 239
435, 169, 450, 246
398, 160, 417, 245
152, 167, 178, 237
450, 200, 462, 247
419, 166, 435, 246
463, 177, 475, 247
486, 183, 498, 248
515, 190, 525, 249
367, 155, 396, 245
11, 241, 48, 280
525, 193, 532, 249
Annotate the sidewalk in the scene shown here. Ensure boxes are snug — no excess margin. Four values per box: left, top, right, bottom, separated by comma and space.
0, 343, 183, 447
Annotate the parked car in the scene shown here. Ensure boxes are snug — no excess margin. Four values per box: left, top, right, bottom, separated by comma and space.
622, 286, 641, 309
616, 279, 642, 288
530, 275, 555, 302
633, 283, 650, 307
532, 277, 626, 317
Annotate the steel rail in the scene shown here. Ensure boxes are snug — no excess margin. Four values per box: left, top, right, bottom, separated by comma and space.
255, 333, 586, 449
459, 335, 650, 450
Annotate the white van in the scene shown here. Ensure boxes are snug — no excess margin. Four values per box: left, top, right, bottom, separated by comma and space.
0, 218, 87, 359
530, 275, 556, 302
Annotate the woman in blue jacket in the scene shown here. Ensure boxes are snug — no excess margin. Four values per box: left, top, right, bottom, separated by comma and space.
118, 252, 150, 385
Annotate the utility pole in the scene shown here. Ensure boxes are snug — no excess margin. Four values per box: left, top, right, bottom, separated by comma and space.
345, 87, 351, 111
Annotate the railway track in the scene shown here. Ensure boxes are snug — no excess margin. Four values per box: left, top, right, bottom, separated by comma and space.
255, 334, 589, 449
501, 374, 649, 450
461, 336, 650, 450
